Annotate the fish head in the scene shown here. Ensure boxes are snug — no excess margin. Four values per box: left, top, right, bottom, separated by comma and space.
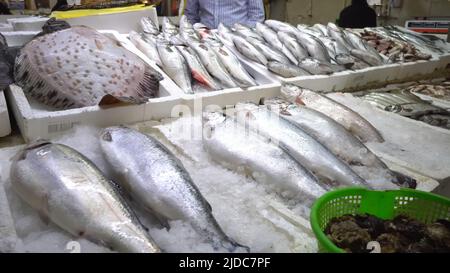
11, 140, 52, 163
280, 84, 304, 103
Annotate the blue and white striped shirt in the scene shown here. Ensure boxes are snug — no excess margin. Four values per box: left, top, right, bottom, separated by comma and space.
185, 0, 265, 29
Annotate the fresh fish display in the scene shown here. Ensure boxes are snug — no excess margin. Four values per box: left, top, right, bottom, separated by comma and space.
267, 61, 310, 78
277, 32, 309, 62
406, 81, 450, 101
187, 39, 238, 88
179, 15, 200, 41
176, 45, 221, 90
10, 142, 160, 253
161, 17, 178, 36
232, 103, 369, 188
234, 23, 264, 42
246, 37, 291, 64
360, 30, 432, 62
255, 22, 299, 65
207, 41, 257, 87
140, 17, 159, 35
294, 31, 331, 63
350, 49, 384, 66
298, 58, 335, 75
129, 31, 162, 67
264, 97, 413, 185
157, 42, 193, 94
217, 23, 235, 44
203, 112, 326, 204
363, 90, 450, 129
99, 126, 249, 252
281, 84, 384, 143
14, 26, 163, 109
231, 35, 268, 66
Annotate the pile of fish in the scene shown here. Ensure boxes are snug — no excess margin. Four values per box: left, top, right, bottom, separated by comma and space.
359, 29, 432, 63
217, 20, 388, 77
203, 84, 416, 204
362, 89, 450, 129
129, 16, 257, 94
10, 127, 248, 253
14, 26, 163, 110
405, 81, 450, 102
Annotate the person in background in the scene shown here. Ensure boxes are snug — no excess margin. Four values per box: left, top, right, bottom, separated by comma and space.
185, 0, 265, 29
0, 0, 11, 14
338, 0, 377, 29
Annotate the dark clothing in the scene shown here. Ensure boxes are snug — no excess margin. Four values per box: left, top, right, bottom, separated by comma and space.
338, 3, 377, 29
0, 2, 11, 14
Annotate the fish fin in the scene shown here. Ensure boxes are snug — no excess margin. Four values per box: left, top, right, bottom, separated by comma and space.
295, 96, 305, 105
144, 207, 171, 230
98, 94, 123, 106
38, 194, 50, 225
135, 67, 163, 100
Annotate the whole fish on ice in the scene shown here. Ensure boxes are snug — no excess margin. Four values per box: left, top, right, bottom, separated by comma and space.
233, 103, 370, 188
203, 112, 326, 205
10, 142, 160, 253
157, 41, 193, 94
99, 126, 249, 253
281, 84, 384, 143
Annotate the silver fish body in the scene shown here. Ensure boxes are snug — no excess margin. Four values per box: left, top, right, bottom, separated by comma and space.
231, 35, 268, 66
129, 31, 162, 67
263, 98, 389, 170
277, 32, 309, 62
313, 24, 329, 36
157, 42, 193, 94
281, 84, 384, 143
234, 23, 264, 42
208, 42, 257, 87
298, 58, 335, 75
161, 17, 178, 35
267, 61, 310, 78
10, 142, 161, 253
233, 103, 369, 188
99, 126, 249, 252
176, 45, 221, 90
217, 23, 235, 44
187, 39, 238, 88
350, 49, 384, 66
246, 37, 291, 64
140, 17, 159, 35
203, 113, 326, 205
295, 31, 331, 63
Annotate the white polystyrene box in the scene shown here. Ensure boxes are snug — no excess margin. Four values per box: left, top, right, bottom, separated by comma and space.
63, 7, 158, 34
7, 17, 49, 32
0, 90, 11, 137
0, 31, 39, 47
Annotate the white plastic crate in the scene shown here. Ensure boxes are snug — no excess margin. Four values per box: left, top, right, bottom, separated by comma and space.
0, 90, 11, 137
62, 6, 158, 34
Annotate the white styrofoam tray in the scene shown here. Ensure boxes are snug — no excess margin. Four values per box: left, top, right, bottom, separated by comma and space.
7, 16, 48, 32
0, 90, 11, 137
61, 6, 158, 34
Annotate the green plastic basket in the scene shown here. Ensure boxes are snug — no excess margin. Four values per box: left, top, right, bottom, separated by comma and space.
310, 187, 450, 253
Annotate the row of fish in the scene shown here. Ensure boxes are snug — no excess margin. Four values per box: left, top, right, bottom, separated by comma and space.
10, 127, 248, 253
362, 85, 450, 129
129, 16, 257, 94
203, 84, 416, 207
14, 26, 163, 110
406, 81, 450, 102
217, 20, 388, 77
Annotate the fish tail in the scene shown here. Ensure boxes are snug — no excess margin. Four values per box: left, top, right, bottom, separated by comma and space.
391, 171, 417, 189
218, 237, 250, 253
137, 67, 163, 99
